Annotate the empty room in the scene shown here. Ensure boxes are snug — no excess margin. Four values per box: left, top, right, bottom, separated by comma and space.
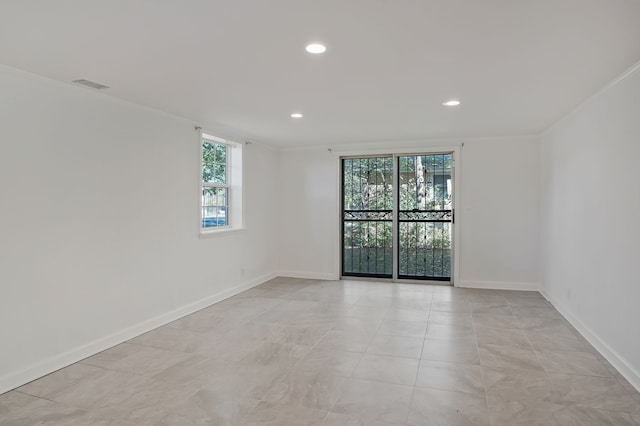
1, 1, 640, 425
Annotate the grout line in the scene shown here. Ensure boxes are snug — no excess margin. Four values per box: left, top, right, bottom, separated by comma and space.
403, 291, 434, 426
468, 293, 494, 426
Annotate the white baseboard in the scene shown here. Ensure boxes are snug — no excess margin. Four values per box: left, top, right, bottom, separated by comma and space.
278, 270, 338, 281
539, 288, 640, 393
0, 272, 277, 395
456, 280, 539, 291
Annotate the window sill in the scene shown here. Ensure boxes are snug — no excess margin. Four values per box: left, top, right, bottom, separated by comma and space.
199, 227, 246, 239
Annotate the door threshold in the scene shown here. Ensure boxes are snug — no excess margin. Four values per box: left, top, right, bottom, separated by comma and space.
340, 276, 452, 286
340, 276, 393, 283
397, 278, 452, 286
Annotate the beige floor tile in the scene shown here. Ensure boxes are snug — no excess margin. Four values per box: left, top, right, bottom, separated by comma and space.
428, 310, 474, 327
89, 376, 196, 423
467, 295, 511, 313
233, 321, 331, 347
256, 308, 337, 328
478, 343, 544, 371
322, 411, 398, 425
331, 378, 413, 425
196, 363, 289, 401
506, 297, 552, 309
384, 308, 430, 323
485, 366, 640, 414
472, 312, 521, 329
378, 319, 427, 338
488, 393, 640, 426
344, 305, 390, 320
527, 331, 592, 352
550, 374, 640, 413
469, 304, 513, 315
352, 354, 420, 386
165, 310, 246, 334
551, 405, 640, 425
482, 366, 555, 400
416, 360, 485, 394
332, 315, 384, 334
238, 341, 312, 369
295, 347, 363, 377
258, 278, 313, 291
432, 290, 469, 303
127, 326, 219, 354
466, 294, 508, 306
135, 391, 258, 426
486, 393, 570, 426
207, 296, 284, 318
0, 397, 131, 426
524, 325, 581, 342
422, 337, 480, 364
149, 356, 223, 387
234, 287, 293, 299
390, 297, 432, 311
261, 370, 347, 411
43, 368, 143, 410
271, 299, 337, 314
517, 316, 579, 338
408, 387, 490, 426
314, 329, 374, 353
367, 334, 424, 359
285, 289, 361, 304
353, 294, 397, 308
475, 326, 531, 349
510, 305, 562, 319
241, 400, 327, 426
536, 349, 612, 377
0, 391, 40, 417
431, 299, 471, 313
80, 342, 197, 377
193, 331, 265, 361
425, 323, 475, 340
17, 363, 106, 398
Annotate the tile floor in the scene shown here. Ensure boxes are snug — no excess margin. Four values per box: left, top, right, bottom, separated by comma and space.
1, 277, 639, 425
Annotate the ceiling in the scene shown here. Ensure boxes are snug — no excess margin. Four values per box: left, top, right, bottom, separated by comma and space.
1, 0, 640, 147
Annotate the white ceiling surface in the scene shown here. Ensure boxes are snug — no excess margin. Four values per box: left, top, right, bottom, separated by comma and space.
1, 1, 640, 147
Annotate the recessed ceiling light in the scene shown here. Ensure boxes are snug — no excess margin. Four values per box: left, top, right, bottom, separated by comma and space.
291, 113, 303, 118
305, 43, 326, 54
442, 100, 461, 107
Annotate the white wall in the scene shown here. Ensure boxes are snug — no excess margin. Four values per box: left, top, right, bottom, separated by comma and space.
459, 138, 539, 289
277, 138, 540, 289
539, 64, 640, 389
277, 148, 340, 280
0, 66, 278, 393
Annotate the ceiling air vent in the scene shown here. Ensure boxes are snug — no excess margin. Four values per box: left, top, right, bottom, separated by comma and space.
72, 79, 109, 90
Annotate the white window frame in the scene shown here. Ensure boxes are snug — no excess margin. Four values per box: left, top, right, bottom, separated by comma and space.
199, 130, 244, 236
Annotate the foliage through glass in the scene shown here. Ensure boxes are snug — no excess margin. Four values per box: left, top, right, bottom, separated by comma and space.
202, 140, 229, 228
342, 154, 453, 280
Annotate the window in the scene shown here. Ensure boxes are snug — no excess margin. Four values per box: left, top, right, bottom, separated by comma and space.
200, 132, 243, 234
201, 139, 228, 228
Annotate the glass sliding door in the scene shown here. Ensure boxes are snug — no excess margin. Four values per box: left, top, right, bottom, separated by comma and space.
398, 154, 453, 280
342, 157, 393, 278
341, 153, 453, 282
